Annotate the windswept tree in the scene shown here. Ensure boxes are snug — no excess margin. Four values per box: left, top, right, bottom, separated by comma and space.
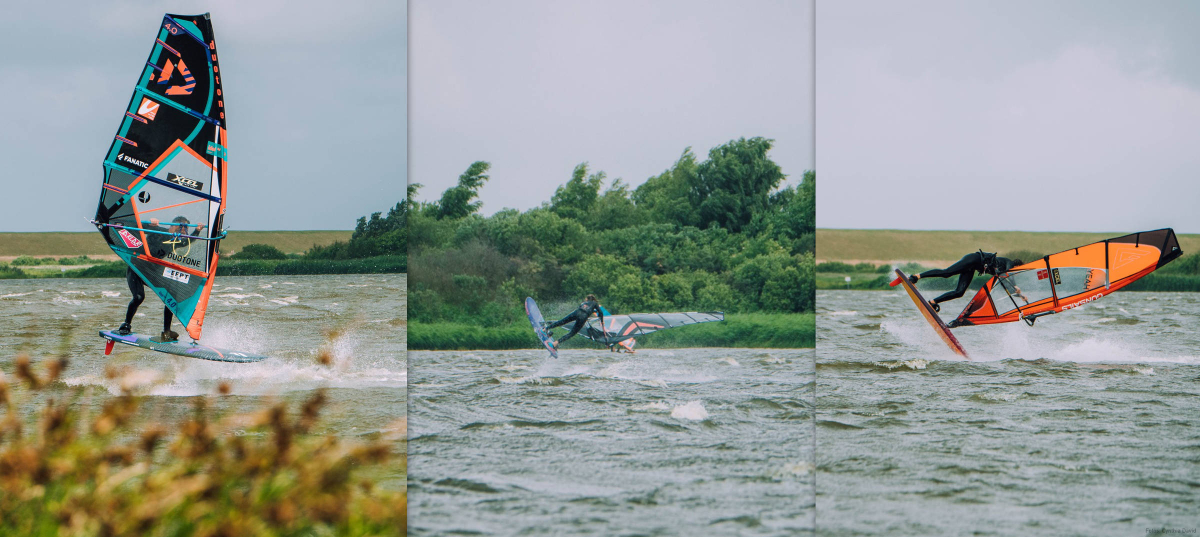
551, 163, 604, 221
632, 148, 700, 228
691, 137, 784, 232
435, 161, 491, 220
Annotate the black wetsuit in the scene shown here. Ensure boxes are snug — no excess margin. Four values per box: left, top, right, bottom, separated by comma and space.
546, 299, 604, 345
124, 267, 173, 333
918, 252, 1018, 305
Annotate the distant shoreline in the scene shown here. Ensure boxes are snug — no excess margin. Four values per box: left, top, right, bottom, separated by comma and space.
0, 230, 353, 258
0, 256, 406, 279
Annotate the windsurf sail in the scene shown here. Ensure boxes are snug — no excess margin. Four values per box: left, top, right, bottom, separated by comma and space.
93, 13, 227, 341
584, 312, 724, 345
949, 229, 1182, 327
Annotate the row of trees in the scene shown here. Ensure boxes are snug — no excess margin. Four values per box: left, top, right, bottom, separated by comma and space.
408, 137, 815, 326
229, 201, 408, 262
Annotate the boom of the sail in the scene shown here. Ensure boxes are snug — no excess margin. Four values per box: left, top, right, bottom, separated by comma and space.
950, 229, 1182, 327
584, 312, 725, 344
93, 13, 227, 340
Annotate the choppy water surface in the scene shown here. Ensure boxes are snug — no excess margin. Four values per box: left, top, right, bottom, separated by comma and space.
0, 274, 407, 486
817, 290, 1200, 536
409, 347, 814, 536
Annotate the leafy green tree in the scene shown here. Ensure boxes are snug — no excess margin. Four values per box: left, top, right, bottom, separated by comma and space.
305, 200, 406, 259
563, 254, 638, 299
231, 244, 288, 260
586, 179, 645, 231
761, 253, 815, 312
551, 163, 604, 221
692, 137, 784, 232
436, 161, 491, 220
632, 149, 700, 228
406, 137, 816, 330
488, 208, 589, 264
693, 272, 736, 312
605, 272, 667, 313
654, 272, 694, 308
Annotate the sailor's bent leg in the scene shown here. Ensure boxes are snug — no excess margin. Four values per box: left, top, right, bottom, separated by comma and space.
919, 253, 977, 279
932, 272, 974, 304
557, 320, 586, 344
546, 314, 574, 330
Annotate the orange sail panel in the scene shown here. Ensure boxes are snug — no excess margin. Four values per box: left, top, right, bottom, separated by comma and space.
950, 229, 1182, 327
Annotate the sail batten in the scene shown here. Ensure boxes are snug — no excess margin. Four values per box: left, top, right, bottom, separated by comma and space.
94, 13, 227, 341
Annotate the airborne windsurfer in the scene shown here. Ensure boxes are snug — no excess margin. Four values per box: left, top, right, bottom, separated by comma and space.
908, 252, 1023, 312
117, 266, 178, 343
544, 294, 606, 349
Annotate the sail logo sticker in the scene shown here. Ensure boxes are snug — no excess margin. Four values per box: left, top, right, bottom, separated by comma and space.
167, 173, 203, 191
157, 59, 196, 96
1062, 293, 1103, 311
137, 98, 159, 120
162, 266, 190, 284
166, 251, 202, 268
1036, 269, 1048, 280
117, 229, 143, 249
206, 142, 228, 160
1113, 249, 1150, 270
1052, 268, 1062, 286
117, 153, 149, 169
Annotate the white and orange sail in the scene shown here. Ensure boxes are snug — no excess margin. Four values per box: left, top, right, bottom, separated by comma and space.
949, 229, 1182, 327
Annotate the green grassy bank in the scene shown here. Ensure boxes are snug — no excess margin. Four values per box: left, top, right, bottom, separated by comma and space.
408, 313, 815, 350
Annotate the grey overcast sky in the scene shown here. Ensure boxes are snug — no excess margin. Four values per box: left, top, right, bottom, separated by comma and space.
410, 0, 814, 214
818, 1, 1200, 233
0, 0, 405, 232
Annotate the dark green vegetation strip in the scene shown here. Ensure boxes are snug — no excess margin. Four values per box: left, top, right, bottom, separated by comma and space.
0, 230, 353, 257
409, 138, 816, 338
0, 203, 407, 279
408, 313, 816, 350
1, 256, 407, 279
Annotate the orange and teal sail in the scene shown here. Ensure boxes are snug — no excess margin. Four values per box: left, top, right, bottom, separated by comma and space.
949, 229, 1182, 327
93, 13, 227, 341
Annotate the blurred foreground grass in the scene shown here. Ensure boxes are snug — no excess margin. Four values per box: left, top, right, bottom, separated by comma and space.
0, 353, 406, 536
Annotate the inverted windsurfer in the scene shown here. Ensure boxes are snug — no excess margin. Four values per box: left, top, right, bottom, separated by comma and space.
908, 252, 1024, 312
117, 266, 178, 342
544, 294, 606, 350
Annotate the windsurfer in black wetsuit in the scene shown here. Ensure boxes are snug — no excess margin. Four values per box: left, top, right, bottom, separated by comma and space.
544, 294, 605, 349
115, 215, 200, 343
908, 252, 1023, 312
117, 267, 178, 343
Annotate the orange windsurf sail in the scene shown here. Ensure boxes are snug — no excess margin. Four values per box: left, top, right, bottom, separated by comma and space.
949, 229, 1182, 327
